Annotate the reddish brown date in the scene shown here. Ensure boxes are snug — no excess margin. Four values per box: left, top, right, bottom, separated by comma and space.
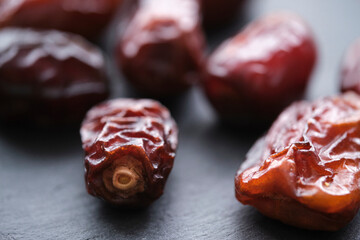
203, 12, 317, 124
116, 0, 205, 97
0, 28, 108, 124
81, 99, 178, 206
341, 38, 360, 94
0, 0, 122, 38
235, 92, 360, 231
198, 0, 245, 29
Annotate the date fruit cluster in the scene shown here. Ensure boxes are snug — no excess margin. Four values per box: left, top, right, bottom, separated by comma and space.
2, 0, 360, 233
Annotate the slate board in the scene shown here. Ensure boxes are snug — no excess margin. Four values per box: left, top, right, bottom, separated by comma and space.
1, 0, 360, 239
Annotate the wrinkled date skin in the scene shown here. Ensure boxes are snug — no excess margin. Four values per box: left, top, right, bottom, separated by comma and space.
235, 92, 360, 231
0, 0, 122, 38
203, 12, 317, 124
0, 28, 108, 124
198, 0, 245, 29
116, 0, 205, 97
341, 38, 360, 94
81, 99, 178, 207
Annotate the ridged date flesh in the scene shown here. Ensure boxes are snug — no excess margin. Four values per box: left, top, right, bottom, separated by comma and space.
341, 38, 360, 94
235, 92, 360, 231
81, 99, 178, 206
0, 0, 122, 38
116, 0, 205, 96
0, 28, 108, 124
203, 12, 317, 124
198, 0, 245, 29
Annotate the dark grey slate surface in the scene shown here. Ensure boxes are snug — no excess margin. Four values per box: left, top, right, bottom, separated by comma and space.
1, 0, 360, 239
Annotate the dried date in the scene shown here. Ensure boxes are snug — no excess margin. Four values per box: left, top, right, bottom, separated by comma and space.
81, 99, 178, 206
341, 38, 360, 94
198, 0, 245, 29
203, 12, 317, 124
0, 0, 122, 38
116, 0, 205, 97
0, 28, 108, 124
235, 92, 360, 231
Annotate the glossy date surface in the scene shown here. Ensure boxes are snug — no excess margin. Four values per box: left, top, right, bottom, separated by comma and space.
0, 0, 122, 38
203, 12, 317, 124
341, 38, 360, 94
0, 28, 108, 124
235, 92, 360, 231
116, 0, 205, 97
81, 99, 178, 206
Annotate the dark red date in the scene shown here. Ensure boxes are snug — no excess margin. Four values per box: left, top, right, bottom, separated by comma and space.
341, 38, 360, 94
0, 28, 108, 124
116, 0, 205, 97
203, 12, 317, 124
81, 99, 178, 206
0, 0, 122, 38
235, 92, 360, 231
198, 0, 245, 29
